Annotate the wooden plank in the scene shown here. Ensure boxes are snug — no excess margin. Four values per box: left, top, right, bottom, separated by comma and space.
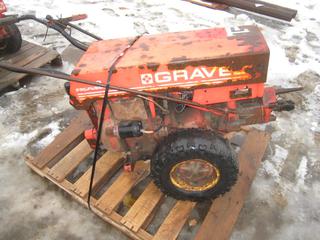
7, 42, 43, 64
0, 41, 34, 65
0, 47, 48, 84
195, 130, 270, 240
95, 161, 150, 215
153, 201, 196, 240
92, 209, 153, 240
0, 41, 60, 90
0, 43, 49, 80
25, 119, 270, 240
121, 182, 164, 232
0, 41, 47, 62
72, 151, 124, 198
47, 139, 93, 182
30, 112, 91, 169
25, 159, 153, 240
0, 41, 30, 61
0, 49, 58, 88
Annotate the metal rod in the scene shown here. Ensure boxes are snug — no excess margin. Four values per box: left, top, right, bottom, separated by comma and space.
67, 22, 102, 41
0, 62, 227, 114
183, 0, 228, 10
205, 0, 297, 21
275, 87, 303, 95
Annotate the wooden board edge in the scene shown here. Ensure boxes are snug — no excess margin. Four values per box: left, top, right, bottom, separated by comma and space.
194, 129, 270, 240
24, 155, 153, 240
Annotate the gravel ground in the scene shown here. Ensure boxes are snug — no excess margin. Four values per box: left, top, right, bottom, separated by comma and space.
0, 0, 319, 240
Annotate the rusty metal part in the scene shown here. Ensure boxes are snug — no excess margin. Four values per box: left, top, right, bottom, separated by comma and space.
0, 62, 229, 114
183, 0, 229, 10
98, 85, 279, 160
49, 14, 88, 24
275, 87, 303, 95
136, 95, 169, 114
110, 98, 149, 120
170, 159, 221, 191
205, 0, 297, 21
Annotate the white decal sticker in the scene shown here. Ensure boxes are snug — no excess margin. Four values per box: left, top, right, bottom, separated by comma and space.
140, 73, 154, 84
225, 26, 250, 37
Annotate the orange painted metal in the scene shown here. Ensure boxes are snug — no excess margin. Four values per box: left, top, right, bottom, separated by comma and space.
69, 25, 269, 106
65, 25, 279, 161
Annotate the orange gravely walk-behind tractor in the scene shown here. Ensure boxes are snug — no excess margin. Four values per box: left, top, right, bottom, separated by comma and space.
0, 21, 301, 201
65, 26, 298, 201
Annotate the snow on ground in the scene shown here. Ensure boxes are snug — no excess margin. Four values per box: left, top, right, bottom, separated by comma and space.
0, 0, 319, 239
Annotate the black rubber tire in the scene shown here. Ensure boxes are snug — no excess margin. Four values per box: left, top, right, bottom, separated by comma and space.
151, 129, 238, 201
2, 24, 22, 53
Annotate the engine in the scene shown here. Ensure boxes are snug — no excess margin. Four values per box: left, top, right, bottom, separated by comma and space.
68, 26, 274, 157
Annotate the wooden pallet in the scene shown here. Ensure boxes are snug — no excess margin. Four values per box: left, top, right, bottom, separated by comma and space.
0, 40, 60, 90
25, 112, 270, 240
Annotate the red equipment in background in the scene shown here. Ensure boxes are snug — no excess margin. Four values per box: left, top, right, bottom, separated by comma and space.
0, 0, 22, 53
0, 0, 7, 14
0, 0, 8, 38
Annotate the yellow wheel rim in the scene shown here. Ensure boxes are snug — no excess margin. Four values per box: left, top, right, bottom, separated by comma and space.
169, 159, 220, 192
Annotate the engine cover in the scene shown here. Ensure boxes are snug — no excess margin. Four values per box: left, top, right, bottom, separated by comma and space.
69, 25, 269, 106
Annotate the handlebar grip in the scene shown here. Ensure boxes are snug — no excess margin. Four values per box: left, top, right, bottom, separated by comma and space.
69, 14, 88, 22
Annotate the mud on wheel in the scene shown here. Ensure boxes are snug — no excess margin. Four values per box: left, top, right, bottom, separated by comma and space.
151, 129, 238, 201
